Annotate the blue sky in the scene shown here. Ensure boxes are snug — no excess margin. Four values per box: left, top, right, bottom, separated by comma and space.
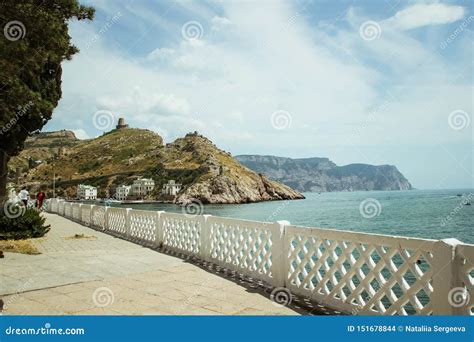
44, 0, 473, 190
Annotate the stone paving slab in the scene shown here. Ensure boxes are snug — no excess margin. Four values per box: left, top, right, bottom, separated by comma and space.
0, 213, 319, 315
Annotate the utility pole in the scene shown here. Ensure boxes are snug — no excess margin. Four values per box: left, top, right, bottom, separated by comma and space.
53, 172, 56, 198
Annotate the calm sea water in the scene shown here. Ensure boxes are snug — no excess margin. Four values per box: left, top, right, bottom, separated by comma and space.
118, 189, 473, 244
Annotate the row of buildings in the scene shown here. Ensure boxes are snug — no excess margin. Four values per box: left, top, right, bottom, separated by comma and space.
76, 179, 182, 200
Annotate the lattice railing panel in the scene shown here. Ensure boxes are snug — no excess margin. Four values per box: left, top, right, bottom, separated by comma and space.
130, 210, 157, 243
64, 203, 72, 218
51, 200, 58, 213
91, 206, 105, 229
162, 213, 201, 255
80, 205, 92, 225
208, 217, 275, 283
72, 204, 81, 220
107, 208, 127, 235
58, 201, 65, 215
456, 244, 474, 315
285, 226, 436, 315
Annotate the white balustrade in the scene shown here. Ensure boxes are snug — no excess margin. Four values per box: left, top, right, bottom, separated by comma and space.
453, 242, 474, 315
106, 207, 128, 236
64, 202, 72, 218
80, 204, 93, 226
44, 199, 473, 316
129, 209, 159, 245
58, 201, 65, 215
91, 205, 106, 229
72, 203, 81, 221
161, 212, 202, 255
207, 216, 276, 284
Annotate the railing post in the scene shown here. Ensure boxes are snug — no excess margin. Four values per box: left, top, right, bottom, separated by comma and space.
155, 211, 165, 248
125, 208, 132, 237
89, 205, 95, 226
453, 243, 474, 315
200, 215, 212, 261
104, 206, 109, 231
272, 220, 289, 288
78, 204, 82, 222
431, 238, 461, 315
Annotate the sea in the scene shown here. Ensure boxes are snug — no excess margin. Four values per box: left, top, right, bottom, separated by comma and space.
115, 189, 473, 244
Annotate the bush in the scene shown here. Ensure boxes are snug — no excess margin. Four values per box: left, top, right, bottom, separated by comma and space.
0, 209, 51, 240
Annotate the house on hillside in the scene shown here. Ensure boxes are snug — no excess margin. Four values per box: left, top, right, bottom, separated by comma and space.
130, 178, 155, 197
77, 184, 97, 200
162, 180, 182, 196
115, 185, 131, 201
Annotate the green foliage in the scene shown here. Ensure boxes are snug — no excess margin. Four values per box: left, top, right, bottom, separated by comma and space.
0, 209, 50, 240
78, 160, 101, 173
0, 0, 94, 158
147, 166, 206, 187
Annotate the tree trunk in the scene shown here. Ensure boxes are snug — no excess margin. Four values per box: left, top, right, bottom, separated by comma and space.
0, 151, 9, 208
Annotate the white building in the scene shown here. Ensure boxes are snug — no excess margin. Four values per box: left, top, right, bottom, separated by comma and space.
115, 185, 131, 201
77, 184, 97, 200
162, 180, 182, 196
131, 178, 155, 197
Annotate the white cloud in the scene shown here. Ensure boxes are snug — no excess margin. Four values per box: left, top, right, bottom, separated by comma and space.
211, 16, 232, 31
384, 3, 466, 30
147, 47, 175, 61
71, 129, 90, 140
97, 86, 191, 117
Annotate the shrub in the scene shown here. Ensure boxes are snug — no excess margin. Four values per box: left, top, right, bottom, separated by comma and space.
0, 209, 50, 240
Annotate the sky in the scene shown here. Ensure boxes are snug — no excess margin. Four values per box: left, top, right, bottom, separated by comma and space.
43, 0, 473, 190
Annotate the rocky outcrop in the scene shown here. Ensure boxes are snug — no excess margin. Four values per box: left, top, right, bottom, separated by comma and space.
235, 155, 413, 192
166, 134, 304, 204
176, 173, 304, 204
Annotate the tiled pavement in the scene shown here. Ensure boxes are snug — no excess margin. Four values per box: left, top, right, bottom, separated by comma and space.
0, 213, 321, 315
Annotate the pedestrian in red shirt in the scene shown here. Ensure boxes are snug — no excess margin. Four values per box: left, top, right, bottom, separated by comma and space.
36, 190, 46, 211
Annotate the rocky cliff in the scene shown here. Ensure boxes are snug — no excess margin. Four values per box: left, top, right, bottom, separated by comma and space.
9, 129, 304, 203
164, 134, 304, 204
235, 155, 413, 192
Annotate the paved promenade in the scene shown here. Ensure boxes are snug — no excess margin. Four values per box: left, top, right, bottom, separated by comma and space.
0, 213, 325, 315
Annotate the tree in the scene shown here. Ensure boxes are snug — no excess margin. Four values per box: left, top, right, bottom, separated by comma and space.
0, 0, 94, 204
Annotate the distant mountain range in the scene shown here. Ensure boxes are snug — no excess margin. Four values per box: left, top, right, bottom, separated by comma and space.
235, 155, 413, 192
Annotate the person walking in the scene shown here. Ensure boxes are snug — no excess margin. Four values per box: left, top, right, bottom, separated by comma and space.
19, 187, 29, 207
36, 189, 46, 211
